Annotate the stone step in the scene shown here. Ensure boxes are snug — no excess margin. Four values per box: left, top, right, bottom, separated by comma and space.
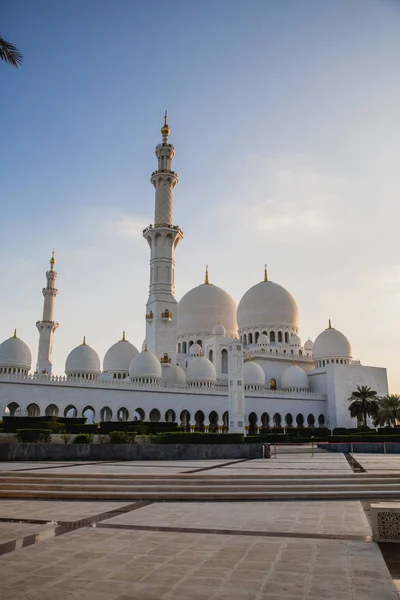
1, 487, 400, 500
1, 481, 399, 493
2, 471, 398, 481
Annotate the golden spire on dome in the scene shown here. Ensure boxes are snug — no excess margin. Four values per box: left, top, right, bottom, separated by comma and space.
161, 110, 170, 138
82, 336, 86, 345
144, 343, 148, 352
121, 330, 126, 342
328, 319, 332, 329
13, 328, 17, 338
264, 264, 268, 282
205, 265, 209, 284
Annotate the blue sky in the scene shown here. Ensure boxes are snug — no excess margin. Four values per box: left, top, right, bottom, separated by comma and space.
1, 0, 400, 389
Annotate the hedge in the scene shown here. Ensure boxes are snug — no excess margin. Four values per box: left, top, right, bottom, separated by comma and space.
67, 424, 98, 434
73, 433, 93, 444
16, 429, 52, 443
151, 432, 244, 444
108, 431, 137, 444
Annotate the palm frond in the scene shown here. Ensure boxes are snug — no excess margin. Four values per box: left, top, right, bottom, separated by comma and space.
0, 35, 23, 68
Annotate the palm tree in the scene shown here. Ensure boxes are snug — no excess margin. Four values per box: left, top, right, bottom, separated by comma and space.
348, 385, 379, 427
0, 34, 23, 68
373, 395, 400, 428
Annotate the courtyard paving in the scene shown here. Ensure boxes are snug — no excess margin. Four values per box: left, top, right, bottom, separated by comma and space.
0, 454, 399, 599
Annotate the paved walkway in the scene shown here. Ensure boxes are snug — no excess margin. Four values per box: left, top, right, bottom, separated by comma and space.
0, 455, 399, 599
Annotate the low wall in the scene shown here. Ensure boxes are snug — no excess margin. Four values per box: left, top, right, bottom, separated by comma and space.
318, 443, 400, 454
2, 443, 264, 461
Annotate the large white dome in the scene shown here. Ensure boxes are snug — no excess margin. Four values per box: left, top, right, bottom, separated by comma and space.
103, 334, 139, 373
281, 364, 309, 390
65, 339, 100, 375
177, 283, 238, 338
243, 361, 265, 387
0, 333, 31, 370
162, 364, 186, 386
129, 348, 161, 380
237, 279, 299, 331
313, 323, 352, 361
186, 356, 217, 383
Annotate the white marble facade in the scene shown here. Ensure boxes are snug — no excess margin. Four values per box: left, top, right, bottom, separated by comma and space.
0, 116, 389, 430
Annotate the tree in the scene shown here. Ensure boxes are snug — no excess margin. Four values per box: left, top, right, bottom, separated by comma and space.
373, 395, 400, 428
0, 34, 23, 68
347, 385, 379, 427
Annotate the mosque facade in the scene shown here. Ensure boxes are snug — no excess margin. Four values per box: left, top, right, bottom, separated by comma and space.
0, 116, 389, 431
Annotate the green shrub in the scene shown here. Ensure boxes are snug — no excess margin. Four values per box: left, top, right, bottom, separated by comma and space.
31, 421, 66, 433
60, 432, 72, 444
73, 433, 93, 444
108, 431, 128, 444
16, 429, 52, 443
151, 432, 244, 444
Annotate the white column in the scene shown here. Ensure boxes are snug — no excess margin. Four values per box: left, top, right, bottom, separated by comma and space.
36, 252, 59, 375
144, 114, 183, 363
228, 341, 246, 434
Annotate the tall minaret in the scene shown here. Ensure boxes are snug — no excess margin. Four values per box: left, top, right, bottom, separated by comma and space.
36, 252, 59, 375
143, 113, 183, 362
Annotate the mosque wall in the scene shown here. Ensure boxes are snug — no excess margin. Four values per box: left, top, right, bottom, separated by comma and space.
326, 364, 388, 429
0, 379, 328, 428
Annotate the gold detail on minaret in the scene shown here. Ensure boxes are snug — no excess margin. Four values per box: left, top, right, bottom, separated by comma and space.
328, 319, 332, 329
264, 264, 268, 282
82, 336, 86, 345
205, 265, 209, 284
161, 110, 170, 138
13, 328, 17, 338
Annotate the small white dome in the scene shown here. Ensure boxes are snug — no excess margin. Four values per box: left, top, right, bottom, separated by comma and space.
304, 338, 314, 351
0, 333, 31, 371
289, 334, 301, 347
281, 364, 309, 390
237, 279, 299, 331
186, 356, 217, 383
189, 343, 203, 357
243, 361, 265, 387
212, 322, 226, 336
129, 348, 161, 380
162, 364, 186, 386
65, 340, 100, 375
313, 323, 352, 361
257, 333, 269, 346
178, 282, 238, 338
103, 334, 139, 373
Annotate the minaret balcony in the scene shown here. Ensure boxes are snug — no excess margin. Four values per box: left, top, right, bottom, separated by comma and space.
151, 169, 178, 178
160, 353, 172, 364
146, 311, 154, 322
161, 310, 172, 322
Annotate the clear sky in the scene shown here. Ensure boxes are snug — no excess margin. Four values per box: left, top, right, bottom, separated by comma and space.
1, 0, 400, 390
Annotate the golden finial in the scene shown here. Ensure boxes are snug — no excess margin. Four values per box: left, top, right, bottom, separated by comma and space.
264, 264, 268, 282
121, 330, 126, 342
144, 343, 148, 352
50, 250, 55, 265
248, 354, 253, 361
161, 110, 170, 138
292, 360, 296, 366
82, 336, 86, 345
328, 319, 332, 329
13, 328, 17, 338
205, 265, 209, 284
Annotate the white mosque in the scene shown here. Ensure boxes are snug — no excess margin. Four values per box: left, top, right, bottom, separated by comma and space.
0, 115, 388, 432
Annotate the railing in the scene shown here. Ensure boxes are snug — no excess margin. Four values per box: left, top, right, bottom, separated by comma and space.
0, 372, 327, 399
